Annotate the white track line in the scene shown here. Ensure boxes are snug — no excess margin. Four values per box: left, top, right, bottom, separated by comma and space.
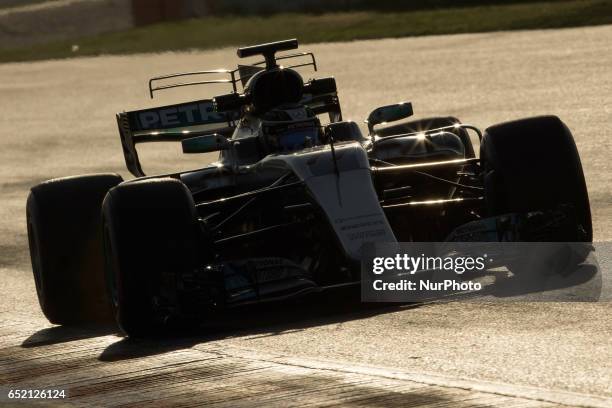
216, 345, 612, 408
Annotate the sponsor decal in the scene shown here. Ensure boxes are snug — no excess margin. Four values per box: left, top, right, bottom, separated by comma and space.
127, 100, 229, 131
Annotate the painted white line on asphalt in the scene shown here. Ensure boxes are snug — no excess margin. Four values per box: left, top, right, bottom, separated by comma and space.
216, 345, 612, 408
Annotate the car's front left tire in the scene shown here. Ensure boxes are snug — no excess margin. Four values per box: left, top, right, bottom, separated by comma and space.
102, 178, 201, 337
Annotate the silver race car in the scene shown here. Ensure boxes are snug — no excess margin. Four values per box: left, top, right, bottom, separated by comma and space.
27, 39, 591, 336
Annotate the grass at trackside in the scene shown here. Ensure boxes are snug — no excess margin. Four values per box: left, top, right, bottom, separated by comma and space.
0, 0, 52, 10
2, 0, 612, 63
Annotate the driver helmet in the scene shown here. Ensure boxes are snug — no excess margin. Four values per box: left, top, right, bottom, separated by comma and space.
260, 104, 322, 153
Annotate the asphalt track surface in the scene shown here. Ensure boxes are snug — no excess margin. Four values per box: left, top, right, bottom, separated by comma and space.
1, 25, 611, 407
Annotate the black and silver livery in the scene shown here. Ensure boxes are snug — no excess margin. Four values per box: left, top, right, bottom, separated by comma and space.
27, 39, 592, 335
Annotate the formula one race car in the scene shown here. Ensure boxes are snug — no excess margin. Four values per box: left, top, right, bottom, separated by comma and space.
26, 39, 592, 336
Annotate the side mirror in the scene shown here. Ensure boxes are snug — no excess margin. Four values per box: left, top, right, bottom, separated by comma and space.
182, 134, 230, 154
366, 102, 413, 134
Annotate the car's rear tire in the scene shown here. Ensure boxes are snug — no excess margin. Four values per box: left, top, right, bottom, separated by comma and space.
26, 173, 123, 325
481, 115, 592, 241
102, 178, 201, 337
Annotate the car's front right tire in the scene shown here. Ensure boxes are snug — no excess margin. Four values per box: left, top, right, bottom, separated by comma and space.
481, 115, 592, 241
102, 178, 201, 337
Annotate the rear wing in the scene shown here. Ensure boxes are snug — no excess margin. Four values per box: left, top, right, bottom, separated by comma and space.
118, 47, 341, 177
117, 78, 342, 177
118, 77, 342, 177
116, 99, 239, 177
